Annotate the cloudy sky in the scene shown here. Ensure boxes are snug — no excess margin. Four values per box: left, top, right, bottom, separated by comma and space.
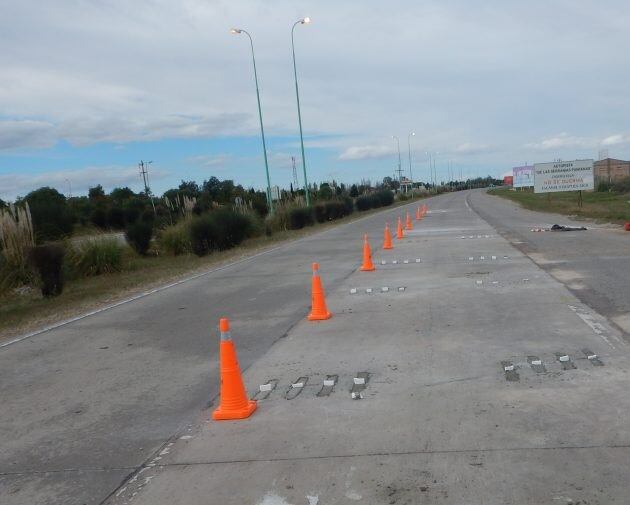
1, 0, 630, 199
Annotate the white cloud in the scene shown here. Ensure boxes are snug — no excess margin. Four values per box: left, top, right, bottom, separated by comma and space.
0, 114, 250, 150
454, 142, 492, 155
525, 132, 630, 152
338, 145, 396, 161
601, 134, 630, 146
0, 165, 169, 200
186, 154, 231, 168
525, 133, 595, 151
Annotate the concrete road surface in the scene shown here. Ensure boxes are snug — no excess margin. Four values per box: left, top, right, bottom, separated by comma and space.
3, 190, 630, 504
0, 198, 425, 505
470, 190, 630, 336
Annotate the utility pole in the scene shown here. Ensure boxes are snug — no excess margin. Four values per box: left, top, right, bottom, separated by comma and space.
139, 160, 157, 216
291, 156, 299, 189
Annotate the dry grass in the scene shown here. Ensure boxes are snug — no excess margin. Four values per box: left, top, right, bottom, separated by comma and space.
0, 203, 35, 289
488, 188, 630, 223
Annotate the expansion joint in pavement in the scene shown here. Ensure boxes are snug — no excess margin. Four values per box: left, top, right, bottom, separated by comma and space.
146, 441, 630, 468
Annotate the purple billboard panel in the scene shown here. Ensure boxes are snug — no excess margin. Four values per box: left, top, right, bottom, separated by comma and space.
513, 165, 534, 188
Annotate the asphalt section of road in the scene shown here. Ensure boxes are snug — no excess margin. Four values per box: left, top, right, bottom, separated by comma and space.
469, 189, 630, 336
0, 199, 424, 505
107, 190, 630, 504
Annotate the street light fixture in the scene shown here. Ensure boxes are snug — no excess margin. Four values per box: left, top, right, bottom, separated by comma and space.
230, 27, 274, 213
407, 132, 415, 195
291, 16, 311, 206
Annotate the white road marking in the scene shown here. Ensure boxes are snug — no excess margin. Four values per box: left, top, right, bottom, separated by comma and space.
568, 305, 625, 349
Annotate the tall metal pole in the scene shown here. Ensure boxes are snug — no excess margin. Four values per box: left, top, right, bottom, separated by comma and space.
392, 135, 403, 190
231, 28, 273, 213
407, 132, 415, 194
292, 18, 311, 206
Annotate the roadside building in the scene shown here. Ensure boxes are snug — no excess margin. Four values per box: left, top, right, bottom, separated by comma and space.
399, 176, 414, 193
594, 158, 630, 182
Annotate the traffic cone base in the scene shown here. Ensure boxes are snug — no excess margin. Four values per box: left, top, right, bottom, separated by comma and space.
308, 310, 332, 321
212, 319, 257, 421
213, 399, 257, 420
308, 263, 332, 321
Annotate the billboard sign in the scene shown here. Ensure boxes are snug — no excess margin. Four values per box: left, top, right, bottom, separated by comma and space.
533, 159, 594, 193
513, 165, 534, 188
270, 185, 281, 201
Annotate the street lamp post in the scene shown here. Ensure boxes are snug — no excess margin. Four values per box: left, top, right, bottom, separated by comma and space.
426, 151, 438, 191
392, 135, 403, 191
231, 28, 273, 213
291, 17, 312, 207
407, 132, 415, 194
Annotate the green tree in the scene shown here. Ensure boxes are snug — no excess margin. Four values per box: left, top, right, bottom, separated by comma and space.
349, 184, 359, 197
110, 187, 135, 204
88, 184, 106, 201
318, 183, 333, 200
0, 198, 6, 209
24, 187, 74, 242
178, 180, 201, 198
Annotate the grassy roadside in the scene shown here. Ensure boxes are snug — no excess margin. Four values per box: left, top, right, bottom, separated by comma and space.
0, 197, 422, 340
487, 188, 630, 223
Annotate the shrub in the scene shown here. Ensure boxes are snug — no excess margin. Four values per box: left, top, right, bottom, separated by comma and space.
90, 207, 108, 229
375, 190, 394, 206
314, 204, 327, 223
597, 180, 612, 192
141, 209, 155, 224
189, 214, 217, 256
159, 222, 192, 256
189, 209, 254, 256
107, 207, 126, 229
611, 176, 630, 193
125, 221, 153, 255
288, 207, 314, 229
324, 201, 351, 220
211, 209, 254, 250
341, 196, 355, 216
355, 195, 373, 211
69, 238, 123, 276
29, 244, 65, 297
356, 190, 394, 212
265, 206, 290, 233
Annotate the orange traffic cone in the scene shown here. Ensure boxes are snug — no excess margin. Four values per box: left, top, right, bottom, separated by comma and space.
212, 318, 257, 421
360, 234, 376, 271
383, 223, 393, 250
415, 206, 421, 220
405, 211, 413, 231
396, 216, 404, 239
308, 263, 332, 321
